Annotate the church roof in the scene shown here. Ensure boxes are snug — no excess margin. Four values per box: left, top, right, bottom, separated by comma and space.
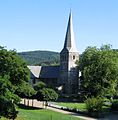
28, 66, 60, 79
62, 12, 78, 52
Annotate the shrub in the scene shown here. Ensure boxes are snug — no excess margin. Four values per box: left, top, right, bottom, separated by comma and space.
111, 99, 118, 111
0, 96, 18, 120
85, 97, 103, 113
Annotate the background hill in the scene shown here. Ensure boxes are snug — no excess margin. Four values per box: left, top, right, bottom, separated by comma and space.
18, 50, 60, 66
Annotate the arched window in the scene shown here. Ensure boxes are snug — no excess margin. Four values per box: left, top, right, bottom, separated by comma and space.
73, 55, 75, 60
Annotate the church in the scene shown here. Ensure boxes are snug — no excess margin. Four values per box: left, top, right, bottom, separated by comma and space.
28, 12, 79, 95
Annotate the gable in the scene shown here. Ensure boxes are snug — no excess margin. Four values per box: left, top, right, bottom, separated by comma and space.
28, 66, 60, 79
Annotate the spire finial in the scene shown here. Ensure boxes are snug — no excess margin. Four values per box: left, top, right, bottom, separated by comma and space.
69, 8, 72, 17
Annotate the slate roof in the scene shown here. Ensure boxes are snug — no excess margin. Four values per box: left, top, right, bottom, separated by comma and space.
62, 12, 78, 52
28, 66, 60, 79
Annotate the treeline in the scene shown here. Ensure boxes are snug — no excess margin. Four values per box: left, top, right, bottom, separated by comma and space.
18, 50, 60, 66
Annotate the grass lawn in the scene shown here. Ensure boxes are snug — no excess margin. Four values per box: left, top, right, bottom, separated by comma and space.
54, 102, 86, 111
17, 105, 82, 120
0, 105, 82, 120
54, 102, 111, 114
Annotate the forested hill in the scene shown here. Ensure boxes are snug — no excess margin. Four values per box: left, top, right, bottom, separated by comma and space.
18, 50, 60, 66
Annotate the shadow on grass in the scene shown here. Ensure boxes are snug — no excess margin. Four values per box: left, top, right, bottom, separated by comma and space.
18, 104, 43, 110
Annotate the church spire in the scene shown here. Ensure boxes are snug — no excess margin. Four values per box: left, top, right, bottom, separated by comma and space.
63, 12, 78, 52
59, 12, 79, 94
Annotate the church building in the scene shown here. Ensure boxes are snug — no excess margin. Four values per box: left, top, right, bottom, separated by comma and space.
28, 12, 79, 95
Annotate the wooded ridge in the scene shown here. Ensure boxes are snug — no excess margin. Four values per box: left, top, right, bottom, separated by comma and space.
18, 50, 60, 66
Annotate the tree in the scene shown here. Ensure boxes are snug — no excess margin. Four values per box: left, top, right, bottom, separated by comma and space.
33, 82, 47, 101
0, 46, 31, 119
0, 47, 30, 86
40, 88, 58, 102
0, 76, 19, 119
0, 96, 19, 120
33, 82, 58, 108
34, 81, 46, 91
15, 81, 36, 106
79, 45, 118, 98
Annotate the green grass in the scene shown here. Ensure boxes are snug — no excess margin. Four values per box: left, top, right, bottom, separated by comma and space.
54, 102, 111, 113
54, 102, 86, 111
15, 105, 82, 120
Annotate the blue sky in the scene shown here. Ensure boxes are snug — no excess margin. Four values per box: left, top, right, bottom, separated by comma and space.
0, 0, 118, 53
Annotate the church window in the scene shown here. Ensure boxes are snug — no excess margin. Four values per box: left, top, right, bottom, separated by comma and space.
33, 79, 36, 84
73, 55, 75, 60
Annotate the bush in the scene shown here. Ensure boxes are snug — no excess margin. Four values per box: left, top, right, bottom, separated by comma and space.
85, 97, 103, 113
111, 99, 118, 111
0, 97, 18, 120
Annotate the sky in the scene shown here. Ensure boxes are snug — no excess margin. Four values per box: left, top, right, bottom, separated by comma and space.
0, 0, 118, 53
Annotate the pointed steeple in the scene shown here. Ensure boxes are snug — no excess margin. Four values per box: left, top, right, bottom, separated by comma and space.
59, 12, 79, 94
63, 12, 78, 52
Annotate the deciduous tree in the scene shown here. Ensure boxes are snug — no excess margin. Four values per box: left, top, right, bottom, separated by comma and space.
0, 46, 33, 119
79, 45, 118, 98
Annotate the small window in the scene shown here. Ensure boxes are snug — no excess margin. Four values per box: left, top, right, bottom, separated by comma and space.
33, 79, 36, 84
73, 55, 75, 60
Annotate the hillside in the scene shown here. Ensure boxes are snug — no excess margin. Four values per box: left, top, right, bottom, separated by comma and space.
18, 50, 60, 66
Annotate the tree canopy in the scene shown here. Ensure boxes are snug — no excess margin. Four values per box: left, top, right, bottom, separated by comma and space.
0, 46, 34, 119
0, 47, 30, 86
34, 82, 58, 102
79, 45, 118, 98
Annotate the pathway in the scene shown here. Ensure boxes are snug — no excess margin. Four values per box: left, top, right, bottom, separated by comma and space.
21, 99, 96, 120
48, 106, 96, 120
20, 99, 118, 120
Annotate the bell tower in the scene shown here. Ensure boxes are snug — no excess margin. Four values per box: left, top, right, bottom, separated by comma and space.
59, 12, 79, 94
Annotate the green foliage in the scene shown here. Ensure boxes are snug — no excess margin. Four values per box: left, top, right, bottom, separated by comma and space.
111, 99, 118, 111
33, 82, 58, 102
0, 96, 18, 119
34, 81, 46, 91
0, 75, 20, 104
18, 50, 60, 66
0, 47, 30, 86
85, 97, 104, 113
15, 81, 36, 99
79, 45, 118, 98
0, 46, 33, 119
0, 75, 20, 119
40, 88, 58, 102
